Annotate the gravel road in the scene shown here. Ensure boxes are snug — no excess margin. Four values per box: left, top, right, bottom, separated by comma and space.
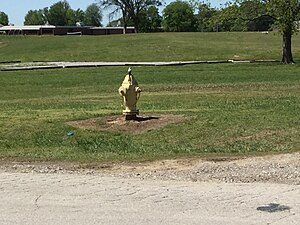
0, 152, 299, 225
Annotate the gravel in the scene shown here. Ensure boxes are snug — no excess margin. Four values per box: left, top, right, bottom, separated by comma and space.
1, 152, 299, 185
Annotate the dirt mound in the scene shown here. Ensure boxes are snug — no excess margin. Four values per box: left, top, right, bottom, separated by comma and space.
66, 114, 186, 134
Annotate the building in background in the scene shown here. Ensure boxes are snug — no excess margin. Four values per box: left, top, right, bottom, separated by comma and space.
0, 25, 135, 35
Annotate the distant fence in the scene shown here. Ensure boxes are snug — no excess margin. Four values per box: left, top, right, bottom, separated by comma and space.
0, 26, 135, 36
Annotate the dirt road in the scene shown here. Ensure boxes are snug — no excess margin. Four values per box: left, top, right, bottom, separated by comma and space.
0, 153, 299, 225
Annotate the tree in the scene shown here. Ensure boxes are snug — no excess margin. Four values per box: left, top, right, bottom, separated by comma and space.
84, 3, 102, 26
129, 0, 161, 32
75, 9, 85, 24
100, 0, 161, 33
24, 1, 86, 26
0, 11, 9, 26
247, 14, 274, 31
196, 3, 217, 32
139, 5, 162, 32
267, 0, 300, 64
46, 0, 72, 26
217, 3, 244, 31
67, 8, 85, 26
100, 0, 130, 33
209, 1, 272, 32
237, 0, 273, 31
24, 10, 47, 25
162, 1, 196, 32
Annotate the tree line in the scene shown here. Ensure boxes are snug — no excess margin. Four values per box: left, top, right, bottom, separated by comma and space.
0, 1, 102, 27
102, 0, 274, 32
0, 0, 295, 33
24, 2, 102, 26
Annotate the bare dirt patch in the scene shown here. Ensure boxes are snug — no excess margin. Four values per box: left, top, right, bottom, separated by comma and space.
66, 114, 186, 134
1, 152, 299, 185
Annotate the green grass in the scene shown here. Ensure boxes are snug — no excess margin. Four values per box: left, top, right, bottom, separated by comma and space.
0, 32, 300, 161
1, 32, 300, 62
0, 62, 299, 161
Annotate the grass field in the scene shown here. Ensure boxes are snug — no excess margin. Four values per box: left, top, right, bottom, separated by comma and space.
0, 32, 299, 162
1, 32, 300, 62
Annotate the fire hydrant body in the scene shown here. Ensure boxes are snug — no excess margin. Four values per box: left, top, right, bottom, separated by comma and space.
118, 68, 141, 120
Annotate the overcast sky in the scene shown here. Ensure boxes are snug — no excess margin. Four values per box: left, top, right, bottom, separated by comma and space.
1, 0, 227, 26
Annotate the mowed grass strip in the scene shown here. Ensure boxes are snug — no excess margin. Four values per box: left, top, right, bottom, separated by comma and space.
0, 63, 299, 161
1, 32, 299, 62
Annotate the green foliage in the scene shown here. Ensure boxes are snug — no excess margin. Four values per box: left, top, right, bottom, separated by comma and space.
84, 3, 102, 26
213, 0, 272, 32
266, 0, 300, 63
100, 0, 161, 32
161, 0, 273, 32
217, 3, 243, 31
23, 1, 103, 26
239, 0, 266, 19
66, 8, 85, 26
138, 6, 162, 32
237, 0, 269, 31
0, 11, 9, 25
18, 0, 278, 32
106, 5, 162, 32
267, 0, 300, 34
24, 10, 47, 25
248, 15, 274, 31
46, 0, 72, 26
162, 1, 196, 32
196, 3, 217, 32
28, 0, 84, 26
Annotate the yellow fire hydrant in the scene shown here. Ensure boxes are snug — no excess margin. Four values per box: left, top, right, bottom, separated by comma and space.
118, 68, 142, 120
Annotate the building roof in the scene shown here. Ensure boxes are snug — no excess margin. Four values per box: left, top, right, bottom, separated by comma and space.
0, 25, 55, 31
91, 26, 135, 30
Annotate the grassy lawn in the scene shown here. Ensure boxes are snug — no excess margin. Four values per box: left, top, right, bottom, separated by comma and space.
0, 63, 299, 161
1, 32, 300, 62
0, 32, 299, 162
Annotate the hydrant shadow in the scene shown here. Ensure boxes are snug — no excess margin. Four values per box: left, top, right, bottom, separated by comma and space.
130, 116, 159, 122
